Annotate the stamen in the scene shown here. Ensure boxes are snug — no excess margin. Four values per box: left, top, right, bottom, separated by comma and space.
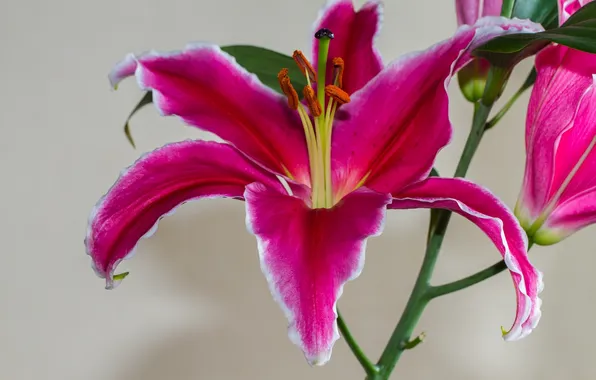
303, 86, 322, 117
277, 69, 299, 109
277, 68, 289, 85
292, 50, 317, 83
282, 78, 300, 109
332, 57, 344, 88
325, 85, 350, 105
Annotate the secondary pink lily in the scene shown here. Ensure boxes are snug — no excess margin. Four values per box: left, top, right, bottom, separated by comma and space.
88, 0, 544, 365
516, 0, 596, 245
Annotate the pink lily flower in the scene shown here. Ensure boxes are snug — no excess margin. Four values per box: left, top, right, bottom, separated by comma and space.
515, 0, 596, 245
88, 0, 544, 365
454, 0, 502, 101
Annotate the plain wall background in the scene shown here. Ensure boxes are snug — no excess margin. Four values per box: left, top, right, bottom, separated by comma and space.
2, 0, 594, 378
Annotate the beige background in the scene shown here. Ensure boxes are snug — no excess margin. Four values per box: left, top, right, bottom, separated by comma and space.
2, 0, 594, 379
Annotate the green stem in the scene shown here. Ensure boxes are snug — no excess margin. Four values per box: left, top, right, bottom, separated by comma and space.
337, 311, 379, 377
485, 69, 536, 131
428, 241, 534, 298
454, 102, 492, 177
372, 67, 507, 380
428, 261, 507, 299
500, 0, 515, 17
370, 226, 446, 379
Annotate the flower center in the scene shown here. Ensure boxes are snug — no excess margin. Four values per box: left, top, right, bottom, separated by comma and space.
277, 28, 351, 209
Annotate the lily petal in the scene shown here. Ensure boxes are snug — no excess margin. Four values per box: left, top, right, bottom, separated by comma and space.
245, 183, 391, 365
111, 44, 310, 185
527, 75, 596, 244
516, 46, 596, 228
456, 0, 502, 26
542, 184, 596, 243
312, 0, 383, 94
391, 177, 543, 341
547, 76, 596, 204
559, 0, 592, 25
86, 140, 286, 289
331, 17, 543, 198
108, 53, 137, 89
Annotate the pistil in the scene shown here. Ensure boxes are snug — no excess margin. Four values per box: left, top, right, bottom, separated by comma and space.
315, 28, 335, 208
277, 28, 351, 209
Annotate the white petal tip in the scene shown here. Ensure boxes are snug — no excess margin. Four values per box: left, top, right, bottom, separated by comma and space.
501, 325, 522, 341
105, 272, 129, 290
306, 350, 332, 367
502, 321, 536, 341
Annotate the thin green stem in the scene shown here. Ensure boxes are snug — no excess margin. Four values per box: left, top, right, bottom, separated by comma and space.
370, 228, 445, 379
485, 69, 537, 131
337, 311, 379, 377
428, 261, 507, 299
454, 102, 492, 177
428, 241, 534, 298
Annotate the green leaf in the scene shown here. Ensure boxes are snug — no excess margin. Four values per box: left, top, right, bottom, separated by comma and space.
117, 45, 302, 147
474, 2, 596, 67
511, 0, 559, 29
221, 45, 307, 92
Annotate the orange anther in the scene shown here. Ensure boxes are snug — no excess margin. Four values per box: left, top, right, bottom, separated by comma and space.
277, 69, 299, 110
303, 86, 322, 117
332, 57, 344, 88
277, 68, 289, 86
293, 50, 318, 83
325, 85, 350, 105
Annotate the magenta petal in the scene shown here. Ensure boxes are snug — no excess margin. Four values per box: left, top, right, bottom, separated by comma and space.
547, 78, 596, 203
456, 0, 481, 25
522, 75, 596, 243
543, 185, 596, 243
108, 53, 137, 89
331, 17, 543, 198
516, 46, 596, 234
481, 0, 503, 17
86, 140, 286, 289
245, 184, 391, 365
330, 27, 473, 198
456, 0, 503, 26
559, 0, 591, 24
312, 0, 383, 94
123, 44, 310, 184
392, 177, 543, 341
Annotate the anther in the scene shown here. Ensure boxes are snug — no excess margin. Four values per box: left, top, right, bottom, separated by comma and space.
332, 57, 344, 88
282, 78, 299, 110
277, 68, 289, 86
277, 69, 299, 110
303, 86, 322, 117
315, 28, 335, 40
293, 50, 317, 83
325, 85, 350, 105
